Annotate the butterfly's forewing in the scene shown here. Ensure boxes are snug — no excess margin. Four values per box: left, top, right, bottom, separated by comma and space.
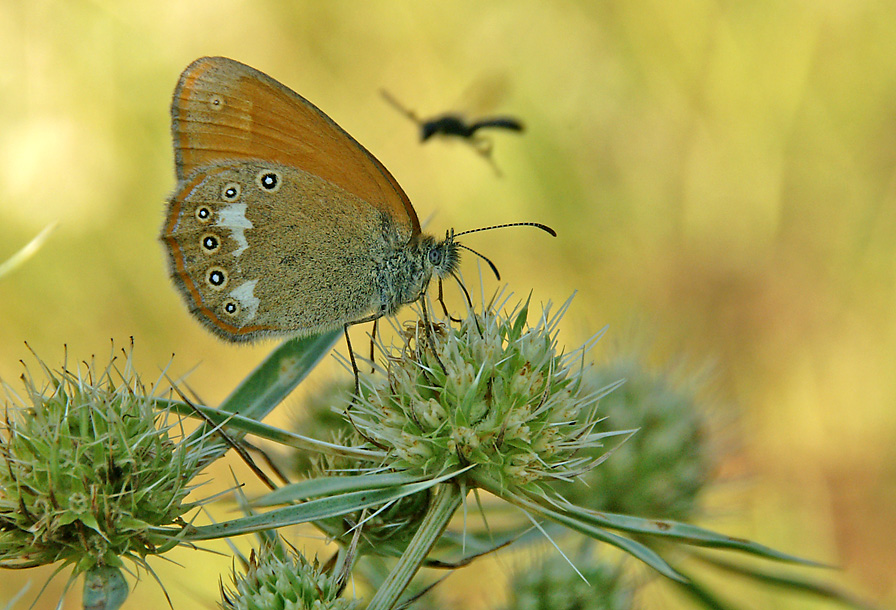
170, 56, 420, 235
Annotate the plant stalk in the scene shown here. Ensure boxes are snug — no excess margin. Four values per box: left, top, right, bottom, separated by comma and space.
365, 482, 464, 610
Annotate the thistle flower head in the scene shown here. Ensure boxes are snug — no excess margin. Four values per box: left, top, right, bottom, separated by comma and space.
291, 380, 433, 555
553, 352, 716, 520
505, 552, 635, 610
293, 379, 356, 477
351, 292, 612, 496
0, 343, 215, 573
220, 544, 357, 610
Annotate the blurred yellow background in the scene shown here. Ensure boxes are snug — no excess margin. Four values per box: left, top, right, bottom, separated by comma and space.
1, 1, 894, 608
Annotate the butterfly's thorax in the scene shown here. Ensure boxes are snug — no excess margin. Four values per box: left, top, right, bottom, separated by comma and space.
376, 235, 433, 316
376, 233, 460, 316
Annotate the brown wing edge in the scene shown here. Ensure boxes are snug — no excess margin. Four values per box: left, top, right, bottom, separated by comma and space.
163, 167, 291, 342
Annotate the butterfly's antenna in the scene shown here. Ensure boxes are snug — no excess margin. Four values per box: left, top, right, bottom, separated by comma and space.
449, 270, 475, 311
380, 89, 421, 125
455, 222, 557, 238
453, 223, 556, 281
457, 244, 501, 280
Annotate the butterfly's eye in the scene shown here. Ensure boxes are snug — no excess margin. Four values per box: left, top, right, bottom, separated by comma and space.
428, 248, 443, 267
255, 169, 282, 192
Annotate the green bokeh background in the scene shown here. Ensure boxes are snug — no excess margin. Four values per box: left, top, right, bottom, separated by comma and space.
1, 1, 894, 608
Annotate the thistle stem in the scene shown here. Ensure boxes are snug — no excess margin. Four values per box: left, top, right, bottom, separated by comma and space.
365, 483, 464, 610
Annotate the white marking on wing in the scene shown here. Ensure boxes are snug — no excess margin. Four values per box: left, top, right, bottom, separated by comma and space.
216, 203, 253, 257
230, 280, 260, 321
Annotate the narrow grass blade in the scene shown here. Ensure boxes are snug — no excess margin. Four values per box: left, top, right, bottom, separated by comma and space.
0, 223, 57, 279
165, 399, 381, 461
188, 330, 339, 453
178, 469, 465, 541
496, 489, 686, 582
554, 498, 824, 567
254, 472, 432, 507
694, 553, 879, 609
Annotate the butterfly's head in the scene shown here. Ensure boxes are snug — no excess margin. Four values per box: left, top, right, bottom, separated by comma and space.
385, 223, 553, 315
380, 231, 460, 315
407, 230, 461, 298
425, 229, 462, 280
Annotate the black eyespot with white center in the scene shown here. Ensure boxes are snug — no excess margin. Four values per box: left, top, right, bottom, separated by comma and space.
255, 169, 282, 193
195, 206, 212, 223
201, 233, 220, 253
208, 93, 224, 110
223, 299, 239, 316
222, 182, 241, 202
206, 267, 228, 289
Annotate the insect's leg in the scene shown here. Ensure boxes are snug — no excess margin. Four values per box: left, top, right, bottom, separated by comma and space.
343, 323, 361, 400
369, 318, 378, 373
420, 298, 447, 375
437, 278, 462, 323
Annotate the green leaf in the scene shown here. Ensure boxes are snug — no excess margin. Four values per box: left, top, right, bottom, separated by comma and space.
177, 468, 467, 540
254, 472, 432, 507
165, 400, 381, 461
220, 331, 341, 421
693, 552, 877, 609
554, 498, 824, 567
186, 330, 339, 454
495, 489, 686, 582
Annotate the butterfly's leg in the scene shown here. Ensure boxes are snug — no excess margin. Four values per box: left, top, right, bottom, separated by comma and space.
437, 278, 462, 323
420, 298, 448, 375
342, 317, 390, 449
344, 311, 386, 400
343, 323, 362, 399
369, 318, 378, 373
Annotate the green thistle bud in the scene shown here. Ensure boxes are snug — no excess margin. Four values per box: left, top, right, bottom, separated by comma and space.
505, 552, 634, 610
291, 379, 433, 556
83, 565, 128, 610
351, 294, 611, 497
306, 431, 433, 556
554, 353, 715, 520
292, 378, 356, 477
220, 544, 357, 610
0, 344, 215, 575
